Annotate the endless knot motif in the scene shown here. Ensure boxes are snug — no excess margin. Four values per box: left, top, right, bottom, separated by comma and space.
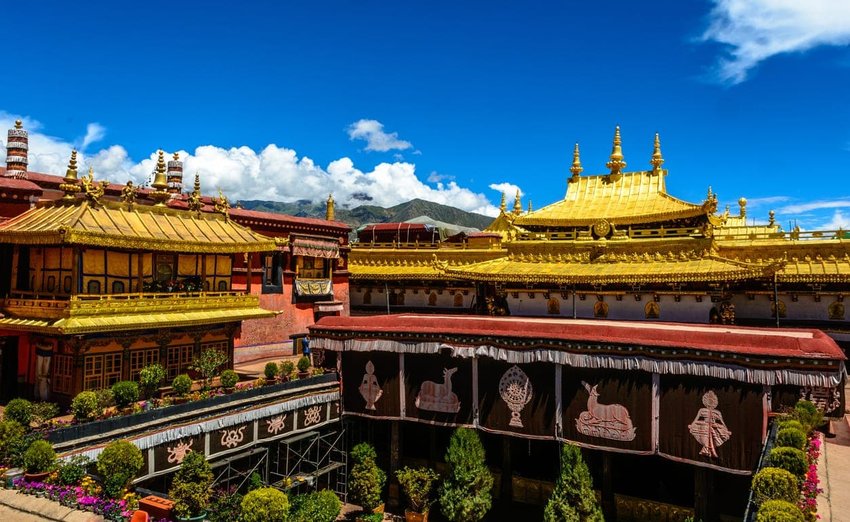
499, 366, 532, 428
167, 439, 194, 464
266, 414, 287, 435
220, 426, 246, 448
303, 406, 322, 426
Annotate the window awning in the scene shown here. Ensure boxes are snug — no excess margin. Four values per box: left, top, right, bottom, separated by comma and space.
292, 238, 340, 259
295, 278, 333, 296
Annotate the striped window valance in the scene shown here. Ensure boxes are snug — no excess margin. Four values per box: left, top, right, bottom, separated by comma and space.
292, 238, 340, 259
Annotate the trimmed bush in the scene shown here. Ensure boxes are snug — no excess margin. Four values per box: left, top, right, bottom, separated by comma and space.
349, 442, 386, 514
396, 466, 439, 514
71, 391, 100, 421
289, 490, 342, 522
544, 443, 604, 522
264, 362, 280, 380
279, 360, 295, 379
139, 363, 166, 398
793, 400, 823, 433
777, 419, 805, 433
30, 402, 59, 427
111, 380, 140, 408
752, 467, 799, 504
297, 356, 311, 373
769, 446, 808, 479
756, 499, 805, 522
776, 428, 807, 451
439, 427, 494, 522
97, 440, 143, 498
0, 420, 25, 465
220, 369, 239, 388
4, 398, 33, 426
57, 455, 90, 486
23, 439, 56, 474
170, 452, 213, 518
172, 374, 192, 396
240, 487, 290, 522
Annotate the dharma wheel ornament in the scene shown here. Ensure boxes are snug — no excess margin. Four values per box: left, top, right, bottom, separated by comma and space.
499, 365, 532, 428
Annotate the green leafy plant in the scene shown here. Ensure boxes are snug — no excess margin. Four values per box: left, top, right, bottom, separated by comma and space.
192, 347, 230, 390
220, 369, 239, 389
289, 490, 342, 522
756, 499, 805, 522
111, 380, 140, 408
8, 431, 43, 469
139, 363, 166, 398
56, 455, 91, 486
22, 439, 56, 474
752, 467, 799, 505
439, 427, 494, 522
396, 466, 439, 514
264, 361, 280, 380
172, 374, 193, 397
30, 402, 59, 428
248, 471, 264, 491
279, 360, 295, 379
4, 398, 33, 427
349, 442, 386, 514
297, 355, 311, 373
0, 420, 25, 466
776, 428, 807, 451
240, 487, 290, 522
792, 400, 823, 433
769, 447, 808, 479
97, 440, 143, 498
169, 451, 213, 518
95, 388, 114, 410
544, 443, 604, 522
207, 487, 243, 522
70, 391, 100, 421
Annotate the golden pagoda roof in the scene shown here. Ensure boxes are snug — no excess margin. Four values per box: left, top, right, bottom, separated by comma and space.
514, 170, 707, 227
0, 199, 276, 253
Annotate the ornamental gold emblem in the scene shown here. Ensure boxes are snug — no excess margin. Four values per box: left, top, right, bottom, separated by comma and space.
592, 219, 611, 238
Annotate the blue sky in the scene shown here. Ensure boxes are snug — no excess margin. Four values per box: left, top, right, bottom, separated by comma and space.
2, 1, 850, 228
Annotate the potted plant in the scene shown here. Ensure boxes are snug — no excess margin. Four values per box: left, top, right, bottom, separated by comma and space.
543, 444, 603, 522
22, 439, 55, 481
172, 374, 193, 402
112, 381, 140, 413
264, 362, 280, 384
192, 347, 229, 390
169, 451, 213, 521
289, 490, 342, 522
297, 356, 311, 379
349, 442, 386, 520
3, 398, 33, 427
139, 363, 166, 399
279, 361, 295, 382
97, 439, 144, 499
396, 466, 439, 522
220, 369, 239, 393
240, 487, 290, 522
439, 428, 493, 522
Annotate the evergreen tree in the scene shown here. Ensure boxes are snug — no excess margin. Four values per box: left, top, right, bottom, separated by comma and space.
544, 444, 604, 522
439, 428, 494, 522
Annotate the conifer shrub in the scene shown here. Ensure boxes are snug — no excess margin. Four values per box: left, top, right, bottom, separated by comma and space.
777, 419, 805, 434
349, 442, 386, 514
297, 355, 311, 373
792, 400, 823, 433
439, 427, 494, 522
4, 398, 33, 426
769, 446, 808, 479
240, 487, 290, 522
756, 499, 805, 522
752, 467, 799, 505
776, 428, 807, 451
544, 443, 604, 522
170, 451, 213, 518
264, 362, 280, 380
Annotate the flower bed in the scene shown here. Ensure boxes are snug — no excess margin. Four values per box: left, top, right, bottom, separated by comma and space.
799, 435, 822, 521
13, 477, 136, 521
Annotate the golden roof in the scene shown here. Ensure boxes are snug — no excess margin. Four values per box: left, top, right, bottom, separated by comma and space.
514, 170, 707, 227
0, 200, 275, 253
349, 248, 504, 281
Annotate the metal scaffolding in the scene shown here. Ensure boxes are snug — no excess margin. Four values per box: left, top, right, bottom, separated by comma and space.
269, 427, 347, 501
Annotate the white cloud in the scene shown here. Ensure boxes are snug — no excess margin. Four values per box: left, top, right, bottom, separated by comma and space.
702, 0, 850, 83
489, 182, 522, 198
79, 123, 106, 150
0, 111, 499, 216
427, 171, 455, 183
820, 210, 850, 230
779, 199, 850, 214
347, 119, 413, 152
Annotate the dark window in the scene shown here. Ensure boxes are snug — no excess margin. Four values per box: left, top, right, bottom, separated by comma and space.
112, 281, 125, 294
262, 253, 283, 294
63, 276, 72, 293
218, 280, 228, 291
87, 280, 101, 294
47, 276, 56, 292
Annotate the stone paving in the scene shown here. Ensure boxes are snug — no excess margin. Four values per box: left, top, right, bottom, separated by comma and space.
819, 416, 850, 522
0, 489, 102, 522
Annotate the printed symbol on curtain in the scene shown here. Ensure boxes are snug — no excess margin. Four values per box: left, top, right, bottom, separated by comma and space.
416, 367, 461, 413
166, 439, 194, 464
303, 406, 322, 426
688, 391, 732, 458
359, 360, 383, 410
499, 365, 533, 428
220, 426, 246, 449
265, 414, 287, 434
576, 382, 636, 441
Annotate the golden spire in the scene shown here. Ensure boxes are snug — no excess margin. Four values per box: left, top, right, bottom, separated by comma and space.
569, 142, 583, 183
513, 189, 522, 214
188, 172, 203, 214
326, 193, 336, 221
149, 150, 170, 206
14, 119, 22, 130
527, 200, 533, 213
173, 152, 180, 161
650, 132, 664, 174
606, 125, 626, 181
738, 197, 747, 218
61, 149, 81, 200
499, 192, 507, 213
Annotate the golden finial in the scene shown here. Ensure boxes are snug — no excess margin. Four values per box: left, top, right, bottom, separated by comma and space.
513, 189, 522, 214
326, 193, 336, 221
188, 172, 203, 214
499, 192, 507, 213
650, 132, 664, 174
768, 209, 776, 226
214, 188, 230, 220
14, 119, 22, 130
569, 142, 583, 182
606, 125, 626, 181
193, 171, 201, 193
61, 149, 81, 200
738, 197, 747, 218
149, 150, 170, 206
527, 200, 533, 214
172, 152, 179, 161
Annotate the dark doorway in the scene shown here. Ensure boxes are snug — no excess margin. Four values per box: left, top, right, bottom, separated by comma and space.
0, 336, 19, 401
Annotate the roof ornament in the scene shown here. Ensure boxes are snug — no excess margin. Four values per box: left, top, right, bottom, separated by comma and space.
149, 150, 171, 206
326, 193, 335, 221
702, 185, 718, 214
14, 119, 22, 130
120, 180, 138, 209
527, 200, 533, 214
214, 188, 230, 221
569, 142, 583, 183
188, 172, 203, 215
738, 197, 747, 218
605, 126, 626, 182
499, 192, 507, 213
61, 150, 81, 201
768, 210, 776, 227
650, 132, 664, 175
81, 167, 108, 204
513, 190, 522, 215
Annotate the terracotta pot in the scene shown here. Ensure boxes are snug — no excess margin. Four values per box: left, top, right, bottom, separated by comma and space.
405, 510, 428, 522
23, 471, 50, 482
298, 371, 310, 379
224, 387, 235, 394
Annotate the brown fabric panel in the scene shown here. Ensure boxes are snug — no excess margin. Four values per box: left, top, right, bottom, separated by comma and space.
342, 352, 401, 418
404, 353, 473, 426
659, 376, 764, 473
562, 368, 653, 452
258, 411, 294, 441
297, 404, 328, 430
152, 434, 204, 473
209, 422, 255, 455
478, 360, 555, 437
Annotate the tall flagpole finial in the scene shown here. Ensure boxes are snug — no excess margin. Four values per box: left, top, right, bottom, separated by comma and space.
606, 125, 626, 181
499, 192, 507, 213
61, 149, 81, 200
513, 189, 522, 214
650, 132, 664, 174
569, 142, 583, 183
149, 150, 171, 206
326, 193, 336, 221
